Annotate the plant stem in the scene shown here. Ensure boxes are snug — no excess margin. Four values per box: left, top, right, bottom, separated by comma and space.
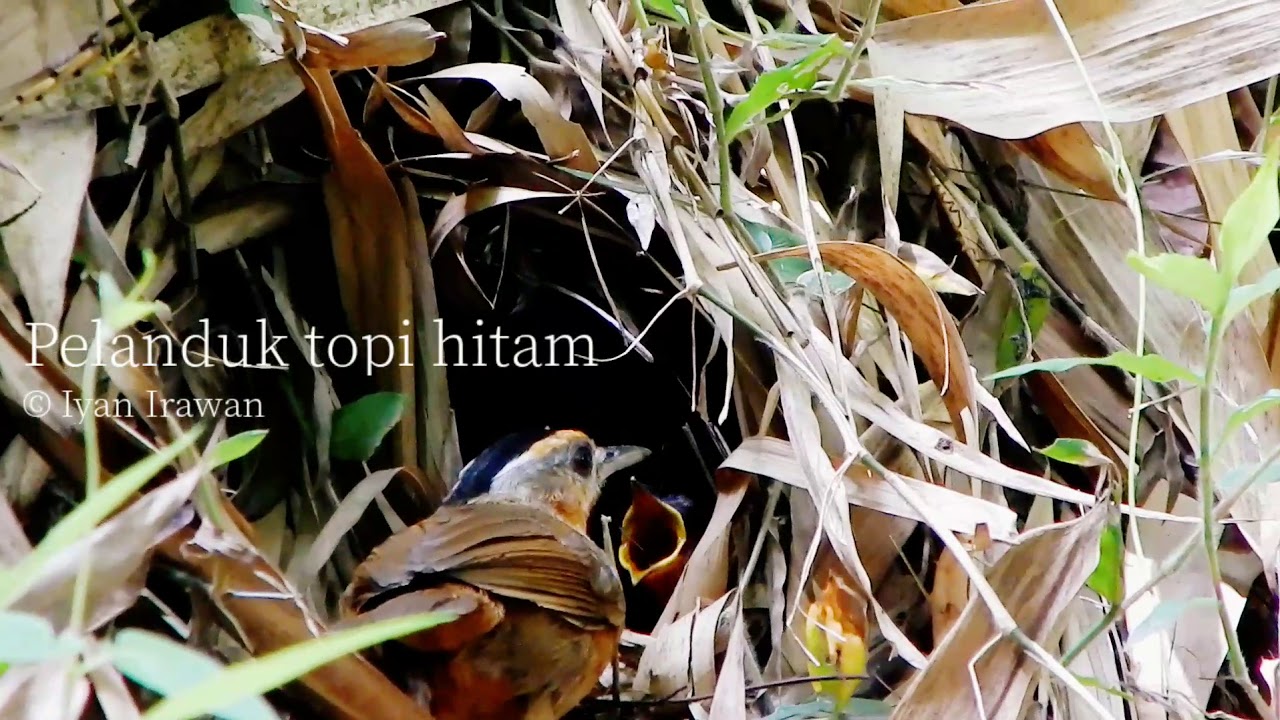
682, 0, 732, 212
1198, 317, 1270, 714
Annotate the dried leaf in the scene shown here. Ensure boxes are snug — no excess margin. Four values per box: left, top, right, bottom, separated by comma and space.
892, 505, 1107, 720
862, 0, 1280, 139
422, 63, 598, 172
0, 113, 95, 327
759, 241, 978, 443
722, 436, 1019, 542
302, 18, 444, 70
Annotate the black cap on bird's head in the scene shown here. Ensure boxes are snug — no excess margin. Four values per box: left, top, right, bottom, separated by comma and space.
445, 428, 650, 532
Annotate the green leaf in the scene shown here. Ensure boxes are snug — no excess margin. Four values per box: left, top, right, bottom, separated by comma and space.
0, 422, 205, 609
1220, 389, 1280, 449
1222, 267, 1280, 325
228, 0, 284, 54
207, 430, 269, 468
1219, 139, 1280, 286
724, 35, 845, 141
0, 611, 82, 665
1126, 598, 1218, 646
139, 610, 458, 720
1037, 438, 1112, 468
741, 219, 813, 285
643, 0, 687, 22
1219, 459, 1280, 494
111, 630, 278, 720
1085, 523, 1123, 605
1126, 252, 1229, 315
984, 350, 1199, 385
996, 262, 1052, 372
330, 392, 406, 462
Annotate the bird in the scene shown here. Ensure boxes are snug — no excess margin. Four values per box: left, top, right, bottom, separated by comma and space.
339, 429, 650, 720
617, 482, 695, 620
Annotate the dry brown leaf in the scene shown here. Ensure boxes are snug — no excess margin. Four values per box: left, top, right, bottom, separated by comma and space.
301, 18, 444, 70
1009, 126, 1122, 203
0, 1, 464, 124
292, 57, 419, 477
158, 522, 436, 720
422, 63, 599, 172
0, 112, 95, 327
0, 657, 90, 720
8, 469, 199, 633
863, 0, 1280, 139
0, 0, 124, 96
633, 591, 733, 698
892, 504, 1107, 720
759, 241, 978, 443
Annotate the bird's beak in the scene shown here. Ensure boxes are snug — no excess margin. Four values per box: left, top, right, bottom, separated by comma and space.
595, 445, 650, 480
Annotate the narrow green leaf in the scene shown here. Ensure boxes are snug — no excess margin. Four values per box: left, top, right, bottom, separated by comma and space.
985, 350, 1199, 385
1222, 268, 1280, 325
330, 392, 406, 462
0, 422, 205, 609
1037, 438, 1111, 468
0, 611, 82, 664
1085, 523, 1123, 605
724, 35, 844, 141
1219, 139, 1280, 285
140, 610, 458, 720
1126, 252, 1228, 315
1126, 598, 1218, 646
207, 430, 269, 468
112, 630, 278, 720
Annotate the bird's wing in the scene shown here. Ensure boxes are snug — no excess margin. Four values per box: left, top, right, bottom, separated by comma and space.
341, 501, 625, 632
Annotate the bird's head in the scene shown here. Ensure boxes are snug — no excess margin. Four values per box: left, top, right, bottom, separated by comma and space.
445, 429, 650, 533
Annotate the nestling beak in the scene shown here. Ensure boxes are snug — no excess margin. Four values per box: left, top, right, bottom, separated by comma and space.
618, 481, 688, 587
595, 445, 650, 480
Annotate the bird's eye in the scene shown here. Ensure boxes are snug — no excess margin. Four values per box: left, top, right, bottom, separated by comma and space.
571, 444, 594, 475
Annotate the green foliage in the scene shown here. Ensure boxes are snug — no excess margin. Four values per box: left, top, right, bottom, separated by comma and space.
0, 423, 205, 609
643, 0, 687, 22
1126, 598, 1218, 645
1219, 389, 1280, 451
112, 630, 279, 720
1218, 139, 1280, 286
0, 611, 83, 665
330, 392, 407, 462
725, 35, 845, 141
985, 350, 1199, 384
1125, 253, 1228, 316
137, 610, 459, 720
1219, 460, 1280, 494
1037, 438, 1111, 468
1085, 522, 1123, 605
207, 430, 270, 469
